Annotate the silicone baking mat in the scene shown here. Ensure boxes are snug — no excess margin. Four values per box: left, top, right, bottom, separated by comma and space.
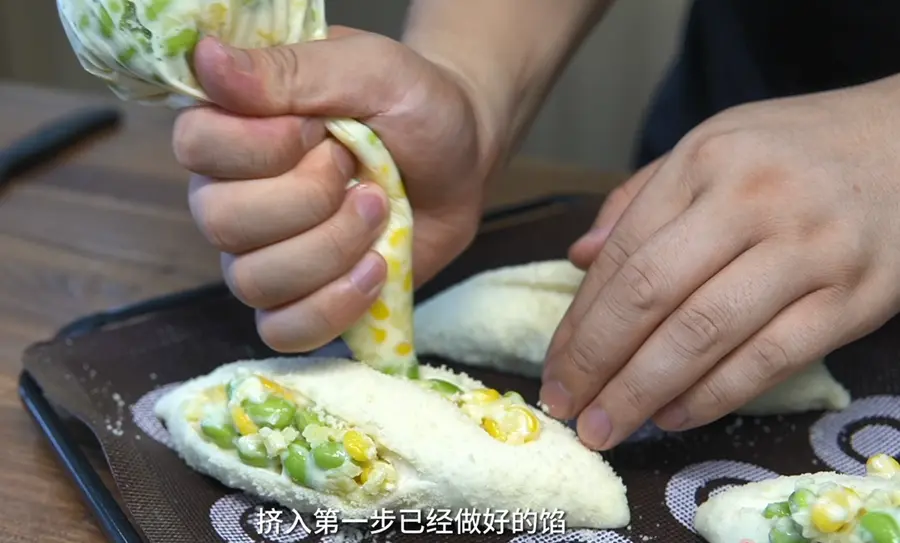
19, 193, 900, 543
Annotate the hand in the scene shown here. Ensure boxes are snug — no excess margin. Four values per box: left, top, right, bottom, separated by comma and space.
173, 28, 496, 352
542, 77, 900, 450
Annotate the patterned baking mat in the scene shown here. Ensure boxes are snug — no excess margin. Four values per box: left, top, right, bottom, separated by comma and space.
21, 194, 900, 543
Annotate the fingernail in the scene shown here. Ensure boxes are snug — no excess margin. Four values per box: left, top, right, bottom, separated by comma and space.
655, 404, 690, 430
578, 406, 612, 450
354, 187, 387, 228
539, 380, 573, 419
300, 120, 325, 151
331, 143, 356, 179
349, 252, 385, 295
575, 227, 611, 248
220, 42, 254, 73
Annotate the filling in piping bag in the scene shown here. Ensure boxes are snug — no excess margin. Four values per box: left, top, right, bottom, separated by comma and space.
57, 0, 417, 378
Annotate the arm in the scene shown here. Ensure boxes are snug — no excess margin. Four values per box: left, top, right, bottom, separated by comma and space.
402, 0, 614, 175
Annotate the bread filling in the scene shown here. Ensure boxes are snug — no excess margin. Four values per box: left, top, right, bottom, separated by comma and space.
185, 372, 400, 502
762, 454, 900, 543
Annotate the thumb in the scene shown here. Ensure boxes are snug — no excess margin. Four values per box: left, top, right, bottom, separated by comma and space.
568, 154, 666, 269
190, 30, 406, 118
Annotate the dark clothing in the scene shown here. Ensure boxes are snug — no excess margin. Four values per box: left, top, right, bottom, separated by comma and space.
635, 0, 900, 168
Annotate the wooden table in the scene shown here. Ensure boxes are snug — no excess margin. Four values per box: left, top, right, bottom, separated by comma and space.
0, 79, 621, 542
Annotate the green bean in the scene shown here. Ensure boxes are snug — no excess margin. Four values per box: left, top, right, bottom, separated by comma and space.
768, 518, 809, 543
426, 379, 462, 396
98, 6, 114, 38
163, 28, 198, 58
237, 439, 271, 468
242, 397, 296, 430
294, 408, 323, 432
763, 501, 791, 519
312, 441, 346, 470
144, 0, 171, 21
200, 420, 238, 449
860, 511, 900, 543
788, 488, 816, 514
283, 444, 309, 485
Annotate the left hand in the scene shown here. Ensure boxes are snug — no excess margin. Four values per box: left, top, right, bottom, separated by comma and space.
541, 76, 900, 450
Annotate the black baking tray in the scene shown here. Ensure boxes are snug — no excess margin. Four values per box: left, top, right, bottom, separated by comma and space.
18, 192, 593, 543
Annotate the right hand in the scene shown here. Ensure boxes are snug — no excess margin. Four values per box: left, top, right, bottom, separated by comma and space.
174, 28, 497, 352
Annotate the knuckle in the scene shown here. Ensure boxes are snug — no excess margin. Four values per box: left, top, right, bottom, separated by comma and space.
667, 304, 724, 359
684, 129, 753, 175
318, 220, 355, 268
564, 335, 603, 378
747, 335, 792, 377
618, 257, 665, 311
616, 375, 650, 415
268, 47, 301, 104
695, 378, 732, 413
598, 235, 631, 271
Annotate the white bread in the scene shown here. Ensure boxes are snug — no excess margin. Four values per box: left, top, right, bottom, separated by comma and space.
695, 472, 900, 543
154, 357, 630, 529
414, 260, 850, 416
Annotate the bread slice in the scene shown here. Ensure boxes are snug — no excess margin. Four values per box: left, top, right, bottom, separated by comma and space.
155, 357, 630, 529
414, 260, 850, 416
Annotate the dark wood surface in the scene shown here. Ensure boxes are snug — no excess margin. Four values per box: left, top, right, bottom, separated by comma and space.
0, 79, 622, 542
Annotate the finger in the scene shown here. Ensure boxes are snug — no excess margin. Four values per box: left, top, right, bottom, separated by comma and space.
189, 140, 356, 254
192, 34, 410, 118
575, 242, 817, 450
255, 251, 388, 353
653, 287, 850, 430
542, 195, 751, 420
569, 155, 667, 269
546, 160, 694, 366
173, 105, 326, 179
222, 183, 388, 310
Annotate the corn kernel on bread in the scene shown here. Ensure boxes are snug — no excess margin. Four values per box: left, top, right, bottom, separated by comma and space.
155, 356, 630, 529
414, 259, 851, 416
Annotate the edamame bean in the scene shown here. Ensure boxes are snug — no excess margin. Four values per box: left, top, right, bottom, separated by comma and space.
768, 518, 809, 543
98, 6, 114, 38
294, 408, 323, 432
283, 444, 309, 485
163, 28, 198, 58
144, 0, 170, 20
200, 420, 238, 449
237, 439, 271, 468
243, 397, 296, 429
426, 379, 462, 396
788, 488, 815, 514
763, 501, 791, 519
313, 442, 346, 470
860, 512, 900, 543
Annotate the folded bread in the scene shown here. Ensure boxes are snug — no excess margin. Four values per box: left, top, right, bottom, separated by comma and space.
695, 454, 900, 543
155, 357, 631, 529
414, 260, 851, 416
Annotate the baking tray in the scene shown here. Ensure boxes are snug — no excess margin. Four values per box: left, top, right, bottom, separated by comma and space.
19, 190, 900, 543
18, 193, 596, 543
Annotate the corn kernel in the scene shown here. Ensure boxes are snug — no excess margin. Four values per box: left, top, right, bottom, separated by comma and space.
508, 405, 541, 443
256, 376, 294, 401
357, 463, 374, 485
810, 486, 862, 533
208, 385, 227, 403
467, 388, 501, 404
867, 454, 900, 477
343, 430, 376, 463
230, 406, 259, 435
482, 417, 507, 440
